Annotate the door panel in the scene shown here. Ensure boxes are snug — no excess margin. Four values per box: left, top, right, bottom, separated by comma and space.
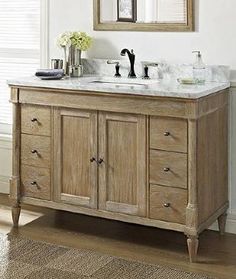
99, 112, 147, 216
54, 108, 98, 208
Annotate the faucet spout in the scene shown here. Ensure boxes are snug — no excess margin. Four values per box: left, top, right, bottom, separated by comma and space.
120, 48, 136, 78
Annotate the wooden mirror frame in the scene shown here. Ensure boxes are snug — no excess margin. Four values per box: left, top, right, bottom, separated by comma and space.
94, 0, 194, 32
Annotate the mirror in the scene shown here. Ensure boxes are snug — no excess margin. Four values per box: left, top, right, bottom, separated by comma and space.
94, 0, 193, 32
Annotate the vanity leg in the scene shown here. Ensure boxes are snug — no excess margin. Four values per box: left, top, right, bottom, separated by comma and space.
12, 205, 21, 228
10, 97, 21, 228
187, 235, 199, 263
218, 213, 227, 235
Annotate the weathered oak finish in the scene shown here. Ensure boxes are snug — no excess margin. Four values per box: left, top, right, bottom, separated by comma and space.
197, 105, 228, 225
9, 85, 229, 263
99, 112, 147, 216
21, 104, 51, 136
21, 134, 51, 168
21, 165, 51, 200
150, 184, 187, 224
10, 88, 21, 227
54, 109, 98, 209
150, 117, 188, 153
150, 150, 187, 189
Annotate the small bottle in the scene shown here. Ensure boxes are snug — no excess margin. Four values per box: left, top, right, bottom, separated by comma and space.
192, 51, 206, 84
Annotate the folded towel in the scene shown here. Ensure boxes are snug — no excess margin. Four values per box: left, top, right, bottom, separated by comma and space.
35, 69, 64, 77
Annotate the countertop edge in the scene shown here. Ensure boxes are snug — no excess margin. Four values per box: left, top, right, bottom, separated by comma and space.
7, 79, 231, 100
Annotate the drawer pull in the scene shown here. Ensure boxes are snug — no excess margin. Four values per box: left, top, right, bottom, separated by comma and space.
164, 131, 170, 136
163, 203, 171, 208
98, 158, 104, 164
163, 167, 170, 172
30, 181, 40, 189
90, 157, 97, 163
31, 118, 38, 123
31, 149, 39, 155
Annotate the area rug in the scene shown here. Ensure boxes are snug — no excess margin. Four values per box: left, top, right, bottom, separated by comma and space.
0, 234, 215, 279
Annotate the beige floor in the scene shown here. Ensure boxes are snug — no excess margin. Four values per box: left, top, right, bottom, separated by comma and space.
0, 194, 235, 279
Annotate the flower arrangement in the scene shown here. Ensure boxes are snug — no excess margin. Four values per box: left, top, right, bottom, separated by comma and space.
57, 31, 92, 51
57, 31, 92, 76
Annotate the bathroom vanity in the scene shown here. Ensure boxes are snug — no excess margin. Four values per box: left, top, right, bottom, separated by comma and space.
8, 76, 229, 262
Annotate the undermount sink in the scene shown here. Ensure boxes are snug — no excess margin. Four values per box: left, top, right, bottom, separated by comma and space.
89, 77, 159, 87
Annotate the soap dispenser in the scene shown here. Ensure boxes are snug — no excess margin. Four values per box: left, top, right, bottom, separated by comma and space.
192, 51, 206, 84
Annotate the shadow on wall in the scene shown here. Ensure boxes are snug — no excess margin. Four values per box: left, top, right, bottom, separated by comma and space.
87, 38, 121, 60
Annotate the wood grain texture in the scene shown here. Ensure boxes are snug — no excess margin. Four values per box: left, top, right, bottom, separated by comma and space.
150, 150, 187, 189
9, 85, 229, 262
93, 0, 194, 32
19, 89, 197, 119
21, 196, 185, 232
99, 112, 147, 216
187, 236, 199, 263
197, 104, 228, 225
54, 109, 98, 209
150, 184, 187, 224
218, 213, 227, 236
150, 117, 187, 153
21, 134, 51, 168
21, 165, 51, 200
21, 104, 51, 136
185, 119, 198, 235
10, 90, 21, 227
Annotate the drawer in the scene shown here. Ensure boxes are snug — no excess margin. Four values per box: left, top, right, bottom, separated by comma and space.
21, 165, 50, 200
150, 117, 187, 153
150, 184, 187, 224
21, 105, 51, 136
150, 150, 187, 189
21, 134, 51, 168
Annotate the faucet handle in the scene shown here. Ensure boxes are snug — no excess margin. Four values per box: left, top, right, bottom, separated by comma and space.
107, 60, 120, 66
145, 63, 159, 67
107, 60, 121, 77
143, 63, 159, 79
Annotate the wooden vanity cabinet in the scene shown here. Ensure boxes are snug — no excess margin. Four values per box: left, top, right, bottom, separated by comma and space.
9, 87, 229, 263
53, 109, 147, 215
53, 108, 98, 209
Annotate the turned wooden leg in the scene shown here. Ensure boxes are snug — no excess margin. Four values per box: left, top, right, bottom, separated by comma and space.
12, 205, 21, 228
187, 235, 199, 263
218, 213, 227, 235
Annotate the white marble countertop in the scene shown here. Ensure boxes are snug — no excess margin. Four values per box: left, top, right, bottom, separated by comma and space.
7, 75, 230, 99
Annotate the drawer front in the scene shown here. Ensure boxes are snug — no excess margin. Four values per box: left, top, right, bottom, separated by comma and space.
21, 165, 50, 200
150, 184, 187, 224
150, 150, 187, 189
21, 105, 51, 136
21, 134, 51, 168
150, 117, 187, 153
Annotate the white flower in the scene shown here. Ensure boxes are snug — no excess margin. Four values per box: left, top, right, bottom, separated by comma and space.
57, 31, 92, 51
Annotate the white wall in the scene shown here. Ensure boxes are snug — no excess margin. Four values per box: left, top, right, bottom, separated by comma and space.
49, 0, 236, 76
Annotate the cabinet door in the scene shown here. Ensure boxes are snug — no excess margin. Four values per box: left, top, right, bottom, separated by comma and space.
99, 112, 147, 217
54, 108, 98, 208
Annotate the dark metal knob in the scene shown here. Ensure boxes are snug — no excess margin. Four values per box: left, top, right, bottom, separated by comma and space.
164, 203, 171, 208
164, 131, 170, 136
31, 118, 38, 122
90, 157, 96, 163
98, 158, 104, 164
31, 181, 37, 186
164, 167, 170, 172
31, 149, 38, 154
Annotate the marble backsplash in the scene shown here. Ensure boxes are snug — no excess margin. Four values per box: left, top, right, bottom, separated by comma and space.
82, 58, 230, 82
